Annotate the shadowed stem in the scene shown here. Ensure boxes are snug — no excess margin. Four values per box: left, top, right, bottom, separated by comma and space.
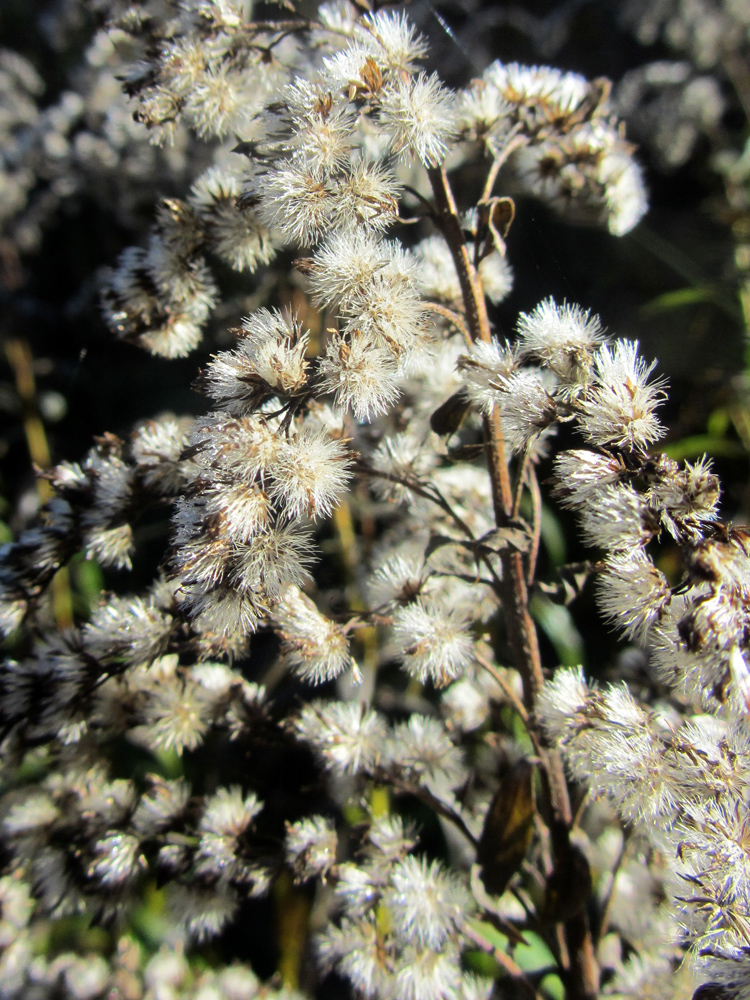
427, 164, 599, 999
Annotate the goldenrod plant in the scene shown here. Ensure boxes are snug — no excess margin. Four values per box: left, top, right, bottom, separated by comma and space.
1, 3, 749, 1000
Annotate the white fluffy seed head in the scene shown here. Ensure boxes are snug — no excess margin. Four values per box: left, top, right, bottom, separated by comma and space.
379, 72, 457, 167
578, 341, 666, 450
393, 598, 474, 686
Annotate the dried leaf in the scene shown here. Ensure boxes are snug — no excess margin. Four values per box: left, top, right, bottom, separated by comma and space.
480, 525, 531, 554
476, 759, 534, 897
430, 392, 470, 437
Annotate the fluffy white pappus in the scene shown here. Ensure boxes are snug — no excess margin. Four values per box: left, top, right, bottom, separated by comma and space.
335, 862, 387, 918
457, 80, 514, 155
599, 143, 649, 236
230, 521, 316, 601
274, 585, 354, 685
3, 794, 59, 836
187, 412, 282, 483
596, 549, 672, 643
686, 590, 748, 656
578, 483, 653, 551
649, 456, 721, 541
170, 526, 232, 590
392, 598, 474, 686
191, 163, 276, 272
495, 369, 558, 454
379, 72, 457, 167
514, 123, 647, 239
132, 776, 190, 836
282, 79, 357, 175
200, 786, 263, 838
535, 666, 589, 742
317, 919, 394, 999
130, 673, 212, 755
441, 676, 491, 733
479, 251, 515, 305
345, 270, 429, 359
551, 449, 625, 508
366, 813, 418, 863
333, 160, 401, 233
457, 338, 519, 413
414, 235, 462, 302
204, 310, 309, 409
285, 815, 337, 881
360, 11, 429, 72
131, 417, 192, 494
167, 882, 239, 942
139, 313, 206, 359
293, 700, 388, 775
541, 674, 681, 823
368, 552, 427, 608
268, 426, 352, 520
89, 832, 145, 887
182, 63, 263, 140
85, 451, 133, 521
649, 604, 730, 710
83, 594, 172, 666
83, 523, 134, 570
178, 583, 268, 642
104, 240, 216, 357
0, 598, 27, 638
0, 872, 33, 938
370, 431, 438, 504
317, 1, 359, 37
516, 298, 604, 379
48, 460, 89, 492
308, 229, 414, 310
203, 482, 271, 544
484, 61, 591, 120
578, 341, 666, 450
385, 855, 470, 949
387, 715, 466, 791
415, 236, 514, 306
393, 944, 463, 1000
319, 330, 401, 421
320, 43, 381, 94
255, 162, 333, 246
146, 236, 217, 314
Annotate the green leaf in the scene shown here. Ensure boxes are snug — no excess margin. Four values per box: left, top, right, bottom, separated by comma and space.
540, 504, 566, 568
514, 932, 556, 973
541, 973, 566, 1000
640, 285, 717, 316
531, 594, 584, 667
662, 435, 745, 461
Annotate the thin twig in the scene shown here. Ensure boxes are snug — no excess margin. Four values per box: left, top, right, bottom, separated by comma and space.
422, 301, 472, 347
377, 770, 478, 847
463, 922, 542, 1000
527, 463, 542, 586
426, 164, 599, 1000
480, 130, 528, 204
596, 830, 629, 942
512, 449, 532, 520
474, 651, 529, 725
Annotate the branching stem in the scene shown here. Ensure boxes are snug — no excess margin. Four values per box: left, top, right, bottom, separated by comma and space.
427, 164, 599, 999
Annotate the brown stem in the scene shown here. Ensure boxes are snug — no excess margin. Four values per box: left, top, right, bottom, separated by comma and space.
422, 301, 472, 347
427, 165, 599, 999
527, 463, 542, 586
464, 923, 543, 1000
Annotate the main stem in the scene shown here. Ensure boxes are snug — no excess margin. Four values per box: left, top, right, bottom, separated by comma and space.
427, 165, 599, 999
